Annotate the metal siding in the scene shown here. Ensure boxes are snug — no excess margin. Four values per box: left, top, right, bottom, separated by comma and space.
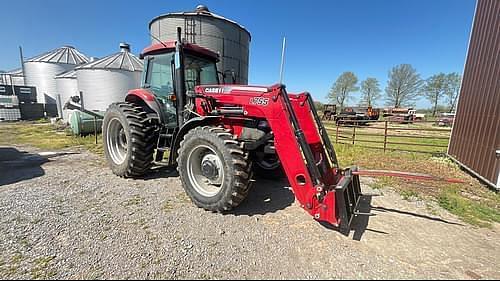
448, 0, 500, 189
12, 76, 24, 86
76, 69, 142, 112
150, 13, 250, 84
55, 77, 78, 121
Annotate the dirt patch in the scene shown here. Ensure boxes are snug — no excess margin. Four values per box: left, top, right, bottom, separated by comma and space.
0, 146, 498, 279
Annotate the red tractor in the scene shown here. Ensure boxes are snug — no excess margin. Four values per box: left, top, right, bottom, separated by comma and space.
102, 28, 361, 232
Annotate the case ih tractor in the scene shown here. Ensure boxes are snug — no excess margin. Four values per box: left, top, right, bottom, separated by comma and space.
102, 29, 361, 232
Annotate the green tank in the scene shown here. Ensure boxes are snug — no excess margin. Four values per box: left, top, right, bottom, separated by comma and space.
69, 110, 103, 135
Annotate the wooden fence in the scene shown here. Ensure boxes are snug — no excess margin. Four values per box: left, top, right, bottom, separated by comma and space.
325, 120, 452, 154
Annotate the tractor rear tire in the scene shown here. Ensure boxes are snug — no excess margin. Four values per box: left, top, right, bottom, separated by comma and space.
102, 102, 158, 178
177, 126, 253, 212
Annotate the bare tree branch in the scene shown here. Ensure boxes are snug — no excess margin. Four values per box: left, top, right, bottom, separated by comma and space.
327, 71, 359, 111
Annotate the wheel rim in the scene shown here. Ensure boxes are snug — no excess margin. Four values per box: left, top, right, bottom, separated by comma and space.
187, 144, 224, 197
106, 117, 128, 165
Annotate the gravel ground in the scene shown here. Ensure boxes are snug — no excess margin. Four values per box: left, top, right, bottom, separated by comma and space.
0, 145, 499, 279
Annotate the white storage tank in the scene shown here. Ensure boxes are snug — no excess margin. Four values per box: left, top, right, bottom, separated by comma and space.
24, 46, 89, 104
149, 5, 251, 84
75, 43, 143, 112
0, 68, 25, 86
55, 70, 78, 121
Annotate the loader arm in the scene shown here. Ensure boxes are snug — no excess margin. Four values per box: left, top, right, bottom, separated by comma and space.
195, 84, 362, 230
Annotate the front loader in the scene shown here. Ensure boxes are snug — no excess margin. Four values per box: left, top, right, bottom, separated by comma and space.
102, 28, 362, 232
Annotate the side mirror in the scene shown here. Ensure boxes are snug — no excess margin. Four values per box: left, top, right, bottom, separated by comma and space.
223, 70, 236, 84
217, 71, 226, 84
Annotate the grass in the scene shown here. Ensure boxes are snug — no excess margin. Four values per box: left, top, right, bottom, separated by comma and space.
325, 121, 450, 154
30, 256, 57, 279
400, 190, 421, 201
162, 200, 174, 212
0, 120, 103, 154
370, 176, 396, 190
438, 186, 500, 227
121, 195, 145, 207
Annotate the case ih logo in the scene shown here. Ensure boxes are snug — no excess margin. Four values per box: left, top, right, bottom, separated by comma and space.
249, 97, 269, 106
204, 87, 224, 94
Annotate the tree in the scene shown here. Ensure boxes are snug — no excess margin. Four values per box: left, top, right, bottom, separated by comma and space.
360, 78, 381, 107
385, 64, 423, 108
313, 101, 324, 111
327, 71, 359, 110
423, 73, 448, 117
445, 72, 461, 113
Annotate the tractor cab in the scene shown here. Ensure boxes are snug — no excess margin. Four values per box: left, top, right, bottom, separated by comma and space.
139, 41, 221, 127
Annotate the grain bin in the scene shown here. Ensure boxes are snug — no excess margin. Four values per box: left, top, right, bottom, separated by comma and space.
55, 70, 78, 121
75, 43, 143, 112
0, 68, 25, 86
149, 5, 251, 84
24, 46, 89, 104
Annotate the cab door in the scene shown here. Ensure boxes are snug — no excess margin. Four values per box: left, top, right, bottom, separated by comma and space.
144, 53, 177, 128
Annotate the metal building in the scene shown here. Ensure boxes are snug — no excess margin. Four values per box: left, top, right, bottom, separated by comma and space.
75, 43, 143, 112
448, 0, 500, 190
55, 70, 78, 121
24, 46, 89, 104
149, 5, 251, 84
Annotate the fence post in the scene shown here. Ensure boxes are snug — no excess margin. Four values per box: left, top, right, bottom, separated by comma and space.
336, 123, 339, 143
352, 124, 356, 145
383, 120, 388, 153
94, 116, 98, 145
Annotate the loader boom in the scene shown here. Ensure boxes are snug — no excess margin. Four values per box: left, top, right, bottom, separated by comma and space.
195, 84, 362, 229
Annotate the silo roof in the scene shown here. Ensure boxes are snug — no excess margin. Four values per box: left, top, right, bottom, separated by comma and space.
149, 7, 251, 40
55, 69, 77, 79
75, 49, 143, 72
5, 68, 24, 76
26, 46, 89, 65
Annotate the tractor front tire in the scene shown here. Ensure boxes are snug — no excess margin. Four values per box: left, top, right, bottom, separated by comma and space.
177, 126, 253, 212
102, 102, 158, 178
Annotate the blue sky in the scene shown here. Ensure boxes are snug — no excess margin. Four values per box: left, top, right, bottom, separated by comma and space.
0, 0, 475, 108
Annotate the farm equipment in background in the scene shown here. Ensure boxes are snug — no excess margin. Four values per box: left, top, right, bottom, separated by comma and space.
436, 112, 455, 126
101, 28, 362, 232
383, 107, 416, 124
366, 106, 380, 120
321, 104, 337, 121
335, 106, 380, 125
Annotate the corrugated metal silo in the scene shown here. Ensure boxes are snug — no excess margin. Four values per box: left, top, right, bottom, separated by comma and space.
55, 70, 78, 121
0, 68, 25, 86
149, 5, 251, 84
75, 43, 143, 112
24, 46, 89, 104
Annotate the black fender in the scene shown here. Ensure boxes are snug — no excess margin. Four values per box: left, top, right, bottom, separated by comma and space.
168, 116, 221, 165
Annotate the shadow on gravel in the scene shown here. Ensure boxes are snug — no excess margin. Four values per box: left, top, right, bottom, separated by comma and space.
0, 147, 47, 186
144, 165, 180, 179
371, 206, 464, 226
231, 177, 295, 216
350, 195, 385, 241
345, 194, 463, 241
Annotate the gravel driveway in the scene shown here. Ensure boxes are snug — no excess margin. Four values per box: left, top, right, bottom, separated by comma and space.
0, 146, 499, 279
